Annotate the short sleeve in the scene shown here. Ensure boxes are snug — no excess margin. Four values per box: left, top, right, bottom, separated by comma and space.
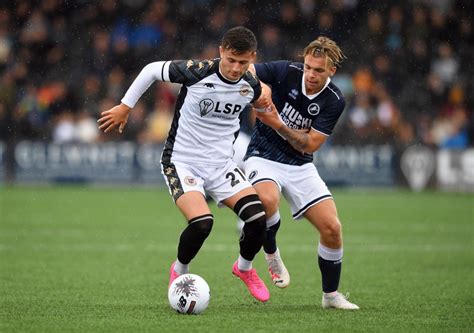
254, 61, 291, 85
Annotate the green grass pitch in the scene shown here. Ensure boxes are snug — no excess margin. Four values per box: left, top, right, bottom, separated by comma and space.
1, 187, 473, 332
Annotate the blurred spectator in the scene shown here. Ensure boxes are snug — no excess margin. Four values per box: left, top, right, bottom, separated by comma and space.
0, 102, 8, 141
0, 9, 12, 71
406, 37, 431, 80
430, 107, 469, 149
52, 112, 75, 143
431, 42, 459, 88
385, 5, 404, 53
259, 25, 285, 60
352, 66, 374, 95
76, 112, 99, 143
141, 100, 174, 143
347, 93, 374, 141
122, 101, 147, 142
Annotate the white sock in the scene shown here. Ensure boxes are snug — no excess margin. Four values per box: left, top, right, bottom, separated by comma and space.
265, 247, 280, 257
174, 259, 189, 274
266, 211, 280, 228
323, 291, 338, 297
237, 255, 252, 271
318, 242, 343, 262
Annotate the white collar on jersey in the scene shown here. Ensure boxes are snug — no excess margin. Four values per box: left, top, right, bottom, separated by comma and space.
301, 76, 331, 99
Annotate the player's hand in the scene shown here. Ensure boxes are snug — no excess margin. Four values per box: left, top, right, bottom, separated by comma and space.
254, 83, 272, 109
253, 103, 284, 130
97, 103, 131, 133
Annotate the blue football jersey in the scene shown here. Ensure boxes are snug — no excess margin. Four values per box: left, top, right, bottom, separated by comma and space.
245, 61, 345, 165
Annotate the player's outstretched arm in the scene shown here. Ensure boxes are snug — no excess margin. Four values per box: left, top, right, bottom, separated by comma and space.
255, 104, 327, 154
98, 61, 170, 134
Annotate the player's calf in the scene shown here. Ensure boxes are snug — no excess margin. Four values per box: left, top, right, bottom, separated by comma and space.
177, 214, 214, 264
233, 194, 266, 260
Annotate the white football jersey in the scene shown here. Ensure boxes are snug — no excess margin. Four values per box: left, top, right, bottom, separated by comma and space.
121, 59, 261, 167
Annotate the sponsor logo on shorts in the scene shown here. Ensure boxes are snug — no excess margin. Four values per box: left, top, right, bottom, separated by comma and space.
248, 170, 258, 180
184, 176, 197, 186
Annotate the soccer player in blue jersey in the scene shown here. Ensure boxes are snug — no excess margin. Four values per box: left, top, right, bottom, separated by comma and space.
244, 36, 359, 309
98, 27, 272, 303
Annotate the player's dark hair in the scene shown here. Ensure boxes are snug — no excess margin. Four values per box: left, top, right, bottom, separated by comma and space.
221, 26, 257, 54
301, 36, 346, 67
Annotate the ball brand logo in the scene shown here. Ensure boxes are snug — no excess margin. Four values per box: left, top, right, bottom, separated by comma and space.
173, 275, 199, 297
199, 99, 214, 116
308, 103, 320, 116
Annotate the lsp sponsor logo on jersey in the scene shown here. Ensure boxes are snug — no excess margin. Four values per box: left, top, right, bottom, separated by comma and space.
280, 102, 312, 129
199, 99, 243, 117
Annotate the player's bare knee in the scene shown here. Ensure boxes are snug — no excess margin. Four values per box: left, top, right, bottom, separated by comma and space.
320, 218, 342, 244
257, 191, 279, 214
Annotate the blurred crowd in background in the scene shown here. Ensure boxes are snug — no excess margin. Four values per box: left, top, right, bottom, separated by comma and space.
0, 0, 472, 149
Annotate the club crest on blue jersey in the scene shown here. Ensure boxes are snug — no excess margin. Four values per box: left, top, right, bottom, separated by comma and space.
308, 103, 320, 116
199, 99, 214, 116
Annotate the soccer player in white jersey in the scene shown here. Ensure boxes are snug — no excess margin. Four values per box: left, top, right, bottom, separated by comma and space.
244, 37, 359, 309
97, 27, 271, 303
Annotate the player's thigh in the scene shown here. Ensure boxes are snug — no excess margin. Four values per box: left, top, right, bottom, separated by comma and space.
281, 163, 332, 220
303, 198, 340, 233
221, 186, 259, 211
244, 156, 282, 214
175, 191, 212, 220
205, 159, 255, 206
161, 161, 210, 219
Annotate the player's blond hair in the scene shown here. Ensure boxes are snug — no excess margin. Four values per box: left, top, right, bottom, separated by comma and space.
302, 36, 346, 68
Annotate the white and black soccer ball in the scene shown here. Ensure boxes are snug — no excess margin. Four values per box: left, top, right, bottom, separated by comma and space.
168, 274, 210, 315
